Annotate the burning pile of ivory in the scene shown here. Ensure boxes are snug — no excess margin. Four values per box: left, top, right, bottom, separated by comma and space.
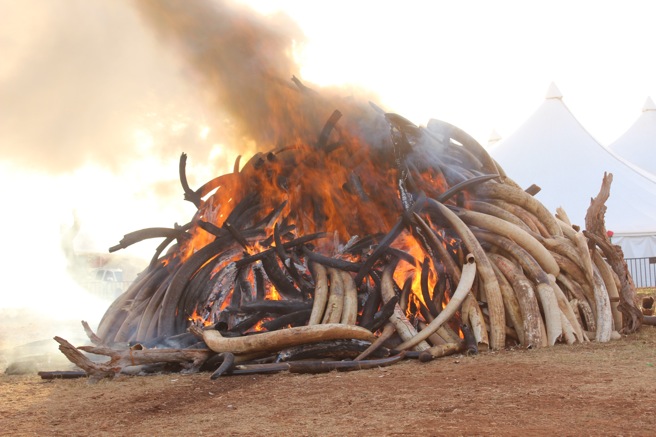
55, 102, 641, 381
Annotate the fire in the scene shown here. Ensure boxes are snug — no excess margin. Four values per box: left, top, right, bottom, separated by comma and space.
267, 285, 282, 301
188, 308, 212, 327
388, 233, 441, 321
248, 318, 270, 333
96, 17, 495, 344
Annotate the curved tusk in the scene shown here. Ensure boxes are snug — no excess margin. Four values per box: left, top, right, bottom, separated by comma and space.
490, 261, 526, 345
455, 207, 560, 276
395, 254, 477, 351
428, 200, 506, 349
488, 253, 543, 348
340, 271, 358, 325
557, 273, 596, 331
380, 264, 431, 351
202, 323, 376, 355
308, 263, 328, 325
418, 342, 463, 362
354, 323, 395, 361
474, 182, 563, 237
474, 228, 563, 345
464, 199, 533, 234
322, 268, 345, 324
591, 249, 622, 331
548, 274, 586, 343
591, 264, 613, 342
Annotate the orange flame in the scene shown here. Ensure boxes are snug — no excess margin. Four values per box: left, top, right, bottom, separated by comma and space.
188, 308, 212, 327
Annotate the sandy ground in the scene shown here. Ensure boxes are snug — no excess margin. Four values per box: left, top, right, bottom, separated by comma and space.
2, 316, 656, 436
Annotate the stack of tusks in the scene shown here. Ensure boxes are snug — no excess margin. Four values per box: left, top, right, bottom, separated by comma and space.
53, 107, 639, 380
199, 179, 625, 359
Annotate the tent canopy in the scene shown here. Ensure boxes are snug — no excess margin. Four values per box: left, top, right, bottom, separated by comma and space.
488, 84, 656, 258
608, 97, 656, 177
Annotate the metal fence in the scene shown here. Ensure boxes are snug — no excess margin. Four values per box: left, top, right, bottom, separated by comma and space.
625, 257, 656, 288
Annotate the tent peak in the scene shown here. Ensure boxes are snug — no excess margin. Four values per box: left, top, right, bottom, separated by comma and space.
487, 129, 502, 145
545, 82, 563, 100
643, 96, 656, 112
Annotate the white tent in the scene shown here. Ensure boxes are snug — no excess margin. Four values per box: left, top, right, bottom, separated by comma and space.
488, 83, 656, 259
608, 97, 656, 178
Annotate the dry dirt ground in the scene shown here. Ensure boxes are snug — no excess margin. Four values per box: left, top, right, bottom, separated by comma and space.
3, 287, 656, 437
1, 323, 655, 436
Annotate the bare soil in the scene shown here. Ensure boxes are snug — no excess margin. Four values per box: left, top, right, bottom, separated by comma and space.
1, 320, 655, 437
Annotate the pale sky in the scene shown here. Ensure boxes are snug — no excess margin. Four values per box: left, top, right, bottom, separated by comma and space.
242, 0, 656, 145
1, 0, 655, 316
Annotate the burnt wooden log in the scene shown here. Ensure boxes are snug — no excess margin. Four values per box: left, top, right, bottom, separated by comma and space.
223, 353, 406, 376
38, 371, 88, 380
261, 309, 312, 331
276, 339, 388, 362
240, 300, 313, 314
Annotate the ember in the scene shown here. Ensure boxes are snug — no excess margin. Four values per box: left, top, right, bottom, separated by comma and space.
54, 77, 642, 381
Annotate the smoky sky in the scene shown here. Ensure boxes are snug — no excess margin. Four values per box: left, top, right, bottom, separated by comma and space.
0, 0, 380, 176
132, 0, 315, 149
131, 0, 384, 152
1, 0, 288, 174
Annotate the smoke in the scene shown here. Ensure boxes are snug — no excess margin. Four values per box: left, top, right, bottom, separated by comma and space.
0, 0, 380, 368
0, 0, 203, 365
0, 2, 168, 171
132, 0, 305, 150
131, 0, 381, 152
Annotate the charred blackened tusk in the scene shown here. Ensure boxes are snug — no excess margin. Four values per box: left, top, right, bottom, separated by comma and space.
261, 309, 312, 331
192, 172, 240, 204
210, 352, 235, 379
355, 323, 396, 361
287, 353, 405, 374
316, 109, 343, 150
234, 232, 328, 268
276, 339, 386, 362
109, 225, 190, 253
301, 246, 363, 272
240, 300, 312, 314
233, 154, 241, 173
461, 323, 478, 355
179, 152, 201, 207
364, 295, 399, 333
359, 285, 382, 329
437, 174, 500, 204
260, 252, 303, 299
354, 217, 406, 286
